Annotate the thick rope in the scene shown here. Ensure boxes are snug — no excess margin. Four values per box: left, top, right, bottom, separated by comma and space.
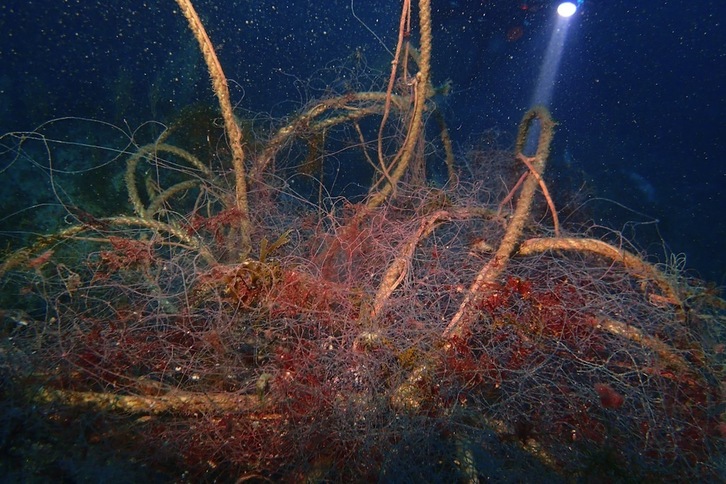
174, 0, 251, 255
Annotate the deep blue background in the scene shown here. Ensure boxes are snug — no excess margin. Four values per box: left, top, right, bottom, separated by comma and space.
1, 0, 724, 284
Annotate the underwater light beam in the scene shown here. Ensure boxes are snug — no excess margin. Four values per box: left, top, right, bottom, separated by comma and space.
530, 4, 577, 107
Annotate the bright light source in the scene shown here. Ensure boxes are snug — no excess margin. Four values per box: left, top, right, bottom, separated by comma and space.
557, 2, 577, 18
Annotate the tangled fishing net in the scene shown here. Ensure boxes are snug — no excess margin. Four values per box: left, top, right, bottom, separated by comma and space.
1, 0, 723, 481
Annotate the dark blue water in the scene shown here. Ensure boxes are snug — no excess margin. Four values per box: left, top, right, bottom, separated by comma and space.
1, 0, 724, 283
